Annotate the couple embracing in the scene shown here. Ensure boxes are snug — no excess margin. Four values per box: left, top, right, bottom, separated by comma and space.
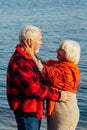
6, 25, 80, 130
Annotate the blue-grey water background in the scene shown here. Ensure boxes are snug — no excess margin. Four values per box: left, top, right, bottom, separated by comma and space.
0, 0, 87, 129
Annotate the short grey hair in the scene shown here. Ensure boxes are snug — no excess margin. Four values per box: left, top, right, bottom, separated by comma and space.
19, 25, 41, 44
59, 40, 81, 64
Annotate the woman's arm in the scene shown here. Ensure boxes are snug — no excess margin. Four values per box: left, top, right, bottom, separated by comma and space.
24, 42, 63, 89
24, 41, 45, 75
36, 55, 48, 65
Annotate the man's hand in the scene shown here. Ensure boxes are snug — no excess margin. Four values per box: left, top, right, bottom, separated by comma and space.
59, 91, 72, 102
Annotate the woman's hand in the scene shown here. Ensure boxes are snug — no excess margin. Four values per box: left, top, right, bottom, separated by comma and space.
23, 40, 35, 57
23, 39, 44, 73
23, 40, 40, 65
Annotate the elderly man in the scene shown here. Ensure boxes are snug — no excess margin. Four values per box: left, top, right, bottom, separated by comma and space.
6, 25, 71, 130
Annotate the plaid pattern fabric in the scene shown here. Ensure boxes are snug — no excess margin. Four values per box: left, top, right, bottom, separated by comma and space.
6, 45, 59, 118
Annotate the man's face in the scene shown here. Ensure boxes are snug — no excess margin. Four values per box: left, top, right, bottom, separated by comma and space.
32, 32, 42, 53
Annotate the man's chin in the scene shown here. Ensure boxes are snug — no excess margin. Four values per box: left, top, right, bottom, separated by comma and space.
35, 49, 40, 53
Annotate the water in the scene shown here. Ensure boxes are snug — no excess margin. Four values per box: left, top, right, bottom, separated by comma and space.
0, 0, 87, 129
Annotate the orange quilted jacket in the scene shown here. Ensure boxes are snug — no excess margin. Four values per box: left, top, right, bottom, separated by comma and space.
43, 60, 80, 115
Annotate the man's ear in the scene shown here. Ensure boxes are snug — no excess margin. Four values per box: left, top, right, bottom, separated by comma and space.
27, 39, 32, 47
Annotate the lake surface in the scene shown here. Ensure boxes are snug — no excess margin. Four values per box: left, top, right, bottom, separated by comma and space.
0, 0, 87, 129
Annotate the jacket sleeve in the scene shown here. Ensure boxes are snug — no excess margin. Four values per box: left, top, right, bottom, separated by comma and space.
43, 65, 64, 89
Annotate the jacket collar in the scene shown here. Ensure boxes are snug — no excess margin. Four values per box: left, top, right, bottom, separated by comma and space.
16, 44, 32, 60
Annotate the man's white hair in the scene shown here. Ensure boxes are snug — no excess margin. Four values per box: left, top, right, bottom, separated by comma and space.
19, 25, 41, 43
59, 40, 81, 64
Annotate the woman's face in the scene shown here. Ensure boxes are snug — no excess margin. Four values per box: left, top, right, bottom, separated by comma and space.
56, 47, 66, 60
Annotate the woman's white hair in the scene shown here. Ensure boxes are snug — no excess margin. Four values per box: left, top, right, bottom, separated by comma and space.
19, 25, 41, 44
59, 40, 81, 64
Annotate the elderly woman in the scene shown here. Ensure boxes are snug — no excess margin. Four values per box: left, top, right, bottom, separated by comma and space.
24, 39, 81, 130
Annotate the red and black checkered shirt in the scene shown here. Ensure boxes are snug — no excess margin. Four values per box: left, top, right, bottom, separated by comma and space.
6, 45, 59, 118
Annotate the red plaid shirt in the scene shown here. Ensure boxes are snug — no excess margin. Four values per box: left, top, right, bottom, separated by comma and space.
6, 45, 59, 118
